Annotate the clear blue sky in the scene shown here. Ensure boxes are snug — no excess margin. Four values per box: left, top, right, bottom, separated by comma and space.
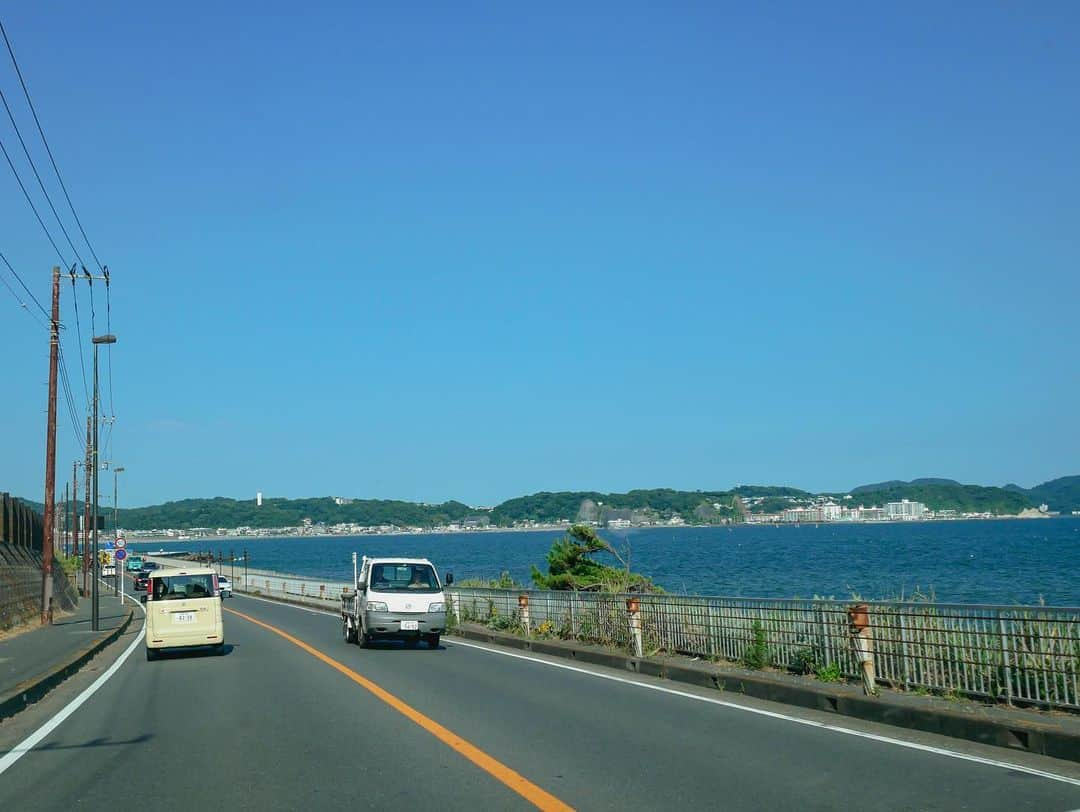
0, 2, 1076, 508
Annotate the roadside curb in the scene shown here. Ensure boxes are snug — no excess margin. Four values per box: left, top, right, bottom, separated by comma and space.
450, 625, 1080, 764
0, 606, 136, 723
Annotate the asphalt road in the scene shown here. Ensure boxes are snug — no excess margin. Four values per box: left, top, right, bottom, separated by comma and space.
2, 591, 1080, 811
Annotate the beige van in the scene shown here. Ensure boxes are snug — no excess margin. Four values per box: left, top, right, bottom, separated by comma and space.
145, 567, 225, 660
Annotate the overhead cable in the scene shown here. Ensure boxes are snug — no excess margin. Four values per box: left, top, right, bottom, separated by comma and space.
0, 20, 104, 270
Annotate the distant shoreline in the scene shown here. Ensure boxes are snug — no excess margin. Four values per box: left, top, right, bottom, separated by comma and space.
123, 513, 1076, 544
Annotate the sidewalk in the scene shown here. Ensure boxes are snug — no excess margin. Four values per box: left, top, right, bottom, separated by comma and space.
0, 591, 135, 722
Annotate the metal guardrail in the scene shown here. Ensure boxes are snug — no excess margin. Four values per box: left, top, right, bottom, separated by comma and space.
451, 588, 1080, 712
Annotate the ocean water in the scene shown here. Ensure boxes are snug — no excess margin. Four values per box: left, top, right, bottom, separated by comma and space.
129, 517, 1080, 606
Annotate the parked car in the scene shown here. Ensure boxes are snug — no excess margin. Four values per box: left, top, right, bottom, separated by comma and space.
217, 574, 232, 598
102, 563, 116, 577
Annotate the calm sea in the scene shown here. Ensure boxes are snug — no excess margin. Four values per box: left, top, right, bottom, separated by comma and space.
129, 517, 1080, 606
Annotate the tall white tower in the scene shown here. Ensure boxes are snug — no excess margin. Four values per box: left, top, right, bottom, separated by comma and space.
256, 491, 263, 507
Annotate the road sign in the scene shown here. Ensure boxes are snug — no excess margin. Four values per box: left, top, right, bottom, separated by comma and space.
105, 541, 114, 550
115, 548, 127, 561
115, 538, 127, 549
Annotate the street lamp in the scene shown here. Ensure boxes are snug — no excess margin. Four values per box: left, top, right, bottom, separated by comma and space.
112, 466, 125, 597
91, 334, 116, 631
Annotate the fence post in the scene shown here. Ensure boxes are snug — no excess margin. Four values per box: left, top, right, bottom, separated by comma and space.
569, 591, 578, 637
999, 610, 1013, 706
848, 603, 878, 696
626, 596, 643, 658
897, 607, 911, 687
518, 593, 530, 635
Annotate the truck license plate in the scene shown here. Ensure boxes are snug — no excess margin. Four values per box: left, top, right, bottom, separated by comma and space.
400, 620, 419, 631
173, 613, 195, 623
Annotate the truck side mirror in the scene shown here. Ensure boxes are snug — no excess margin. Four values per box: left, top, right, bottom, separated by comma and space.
445, 572, 454, 585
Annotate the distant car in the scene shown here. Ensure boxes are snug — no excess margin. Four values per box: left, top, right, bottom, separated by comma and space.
217, 575, 232, 598
134, 573, 150, 592
143, 561, 160, 571
102, 563, 116, 577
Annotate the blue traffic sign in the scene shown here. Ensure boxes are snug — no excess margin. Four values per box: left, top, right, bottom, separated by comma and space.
115, 548, 127, 561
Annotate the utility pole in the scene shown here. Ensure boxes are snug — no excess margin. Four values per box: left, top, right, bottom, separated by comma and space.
83, 419, 91, 597
111, 466, 124, 596
72, 461, 79, 570
41, 267, 60, 624
63, 482, 69, 556
91, 333, 116, 631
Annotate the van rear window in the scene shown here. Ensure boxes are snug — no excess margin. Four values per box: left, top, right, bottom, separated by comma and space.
152, 574, 214, 600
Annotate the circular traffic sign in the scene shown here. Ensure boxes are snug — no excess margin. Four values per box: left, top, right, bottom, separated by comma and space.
115, 538, 127, 549
115, 548, 127, 561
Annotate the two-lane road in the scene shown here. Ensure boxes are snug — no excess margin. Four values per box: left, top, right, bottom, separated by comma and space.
2, 591, 1079, 810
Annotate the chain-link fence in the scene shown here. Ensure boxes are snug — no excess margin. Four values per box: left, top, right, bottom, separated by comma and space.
451, 587, 1080, 712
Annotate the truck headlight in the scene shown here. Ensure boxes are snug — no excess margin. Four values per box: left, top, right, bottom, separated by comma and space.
365, 601, 388, 612
428, 602, 445, 613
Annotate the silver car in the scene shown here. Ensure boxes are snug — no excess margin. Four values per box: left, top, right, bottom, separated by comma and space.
217, 574, 232, 598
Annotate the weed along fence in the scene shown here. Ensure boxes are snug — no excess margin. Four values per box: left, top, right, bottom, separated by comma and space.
451, 588, 1080, 713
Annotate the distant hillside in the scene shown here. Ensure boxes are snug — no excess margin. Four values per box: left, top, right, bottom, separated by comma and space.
117, 496, 474, 531
845, 483, 1031, 514
490, 489, 736, 526
25, 473, 1073, 532
851, 478, 960, 494
1005, 476, 1080, 513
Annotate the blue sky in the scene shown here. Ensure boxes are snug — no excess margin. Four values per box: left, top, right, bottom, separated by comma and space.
0, 2, 1076, 508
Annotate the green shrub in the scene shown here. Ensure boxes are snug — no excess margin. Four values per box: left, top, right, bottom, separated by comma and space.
742, 620, 769, 670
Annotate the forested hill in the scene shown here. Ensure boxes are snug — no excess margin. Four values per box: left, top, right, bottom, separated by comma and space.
843, 483, 1031, 514
19, 475, 1079, 530
115, 497, 474, 531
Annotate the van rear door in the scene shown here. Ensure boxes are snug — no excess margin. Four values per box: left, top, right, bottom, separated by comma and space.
148, 573, 221, 641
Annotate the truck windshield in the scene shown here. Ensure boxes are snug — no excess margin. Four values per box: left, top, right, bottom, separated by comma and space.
370, 563, 439, 593
152, 574, 215, 600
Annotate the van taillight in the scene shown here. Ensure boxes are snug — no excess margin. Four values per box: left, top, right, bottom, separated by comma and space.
213, 573, 219, 596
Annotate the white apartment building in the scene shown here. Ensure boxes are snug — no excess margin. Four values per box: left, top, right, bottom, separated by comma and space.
885, 499, 927, 520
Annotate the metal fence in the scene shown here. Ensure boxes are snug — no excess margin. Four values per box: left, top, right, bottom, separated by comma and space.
451, 587, 1080, 713
0, 492, 44, 551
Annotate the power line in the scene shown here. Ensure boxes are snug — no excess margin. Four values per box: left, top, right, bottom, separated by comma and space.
0, 260, 47, 328
0, 83, 85, 267
0, 249, 48, 318
67, 267, 90, 407
0, 134, 67, 266
58, 343, 85, 449
0, 20, 103, 271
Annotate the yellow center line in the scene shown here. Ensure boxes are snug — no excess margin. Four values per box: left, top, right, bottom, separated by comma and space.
225, 606, 574, 812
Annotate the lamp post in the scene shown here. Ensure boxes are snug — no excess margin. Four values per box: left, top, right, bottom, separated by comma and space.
112, 466, 125, 597
91, 334, 116, 631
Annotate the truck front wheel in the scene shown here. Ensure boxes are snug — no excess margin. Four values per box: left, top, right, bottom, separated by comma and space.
426, 634, 440, 649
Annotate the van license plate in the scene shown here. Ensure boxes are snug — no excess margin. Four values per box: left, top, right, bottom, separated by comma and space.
400, 620, 419, 630
173, 613, 195, 623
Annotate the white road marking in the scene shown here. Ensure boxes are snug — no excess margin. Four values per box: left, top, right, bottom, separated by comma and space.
232, 591, 336, 616
231, 592, 1080, 789
450, 638, 1080, 788
0, 593, 147, 776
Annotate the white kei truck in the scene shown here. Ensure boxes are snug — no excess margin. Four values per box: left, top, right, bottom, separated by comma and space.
341, 556, 452, 649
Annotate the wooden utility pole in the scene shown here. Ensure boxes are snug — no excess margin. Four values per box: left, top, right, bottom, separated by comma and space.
41, 267, 60, 624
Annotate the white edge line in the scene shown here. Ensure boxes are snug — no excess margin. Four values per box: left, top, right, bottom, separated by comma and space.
0, 591, 147, 776
450, 638, 1080, 788
234, 591, 1080, 789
